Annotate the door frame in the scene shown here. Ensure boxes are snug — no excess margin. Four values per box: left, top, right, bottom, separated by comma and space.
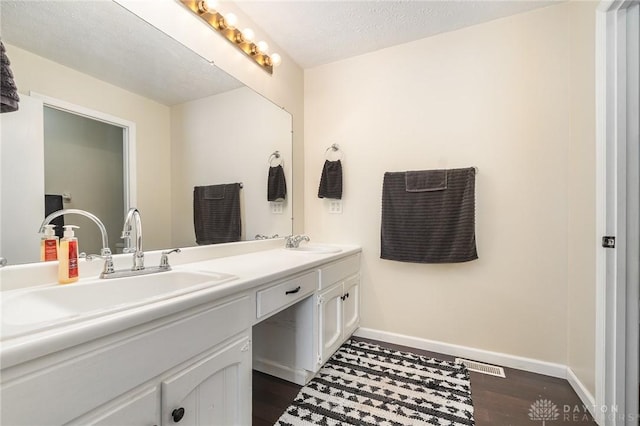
30, 92, 137, 214
595, 1, 639, 425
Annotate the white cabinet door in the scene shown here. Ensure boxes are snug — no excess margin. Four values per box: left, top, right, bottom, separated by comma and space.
342, 275, 360, 338
71, 385, 160, 426
318, 283, 344, 364
161, 335, 251, 426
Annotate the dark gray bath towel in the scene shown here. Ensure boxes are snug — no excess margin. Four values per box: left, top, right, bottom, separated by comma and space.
193, 183, 242, 245
318, 160, 343, 199
381, 168, 477, 263
267, 165, 287, 201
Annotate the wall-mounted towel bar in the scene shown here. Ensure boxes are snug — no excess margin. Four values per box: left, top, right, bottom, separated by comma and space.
269, 151, 284, 166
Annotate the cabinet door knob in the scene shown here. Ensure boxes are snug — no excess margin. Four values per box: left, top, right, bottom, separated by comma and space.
285, 286, 301, 295
172, 407, 185, 422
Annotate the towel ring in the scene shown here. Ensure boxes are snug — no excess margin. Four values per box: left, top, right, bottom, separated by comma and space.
269, 151, 284, 167
325, 143, 343, 161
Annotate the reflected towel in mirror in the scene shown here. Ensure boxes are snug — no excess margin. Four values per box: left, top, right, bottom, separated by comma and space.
193, 183, 242, 245
268, 165, 287, 202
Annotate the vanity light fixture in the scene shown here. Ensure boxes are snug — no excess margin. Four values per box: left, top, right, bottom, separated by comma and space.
180, 0, 282, 74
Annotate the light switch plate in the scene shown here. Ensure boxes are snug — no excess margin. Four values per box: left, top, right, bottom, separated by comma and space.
271, 202, 284, 214
328, 200, 342, 214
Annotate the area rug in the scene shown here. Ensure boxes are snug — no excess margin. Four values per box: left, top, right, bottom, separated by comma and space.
275, 339, 475, 426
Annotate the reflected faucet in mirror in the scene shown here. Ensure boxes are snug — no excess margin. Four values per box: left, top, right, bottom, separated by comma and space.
122, 208, 144, 271
39, 208, 115, 277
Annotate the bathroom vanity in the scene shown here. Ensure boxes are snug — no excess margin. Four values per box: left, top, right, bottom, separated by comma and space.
0, 240, 361, 425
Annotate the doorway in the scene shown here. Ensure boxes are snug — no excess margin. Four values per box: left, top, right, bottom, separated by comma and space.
43, 106, 125, 255
595, 1, 640, 425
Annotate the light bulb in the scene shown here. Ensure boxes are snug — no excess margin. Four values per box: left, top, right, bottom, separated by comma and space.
271, 53, 282, 67
242, 28, 255, 42
257, 40, 269, 54
198, 0, 219, 13
224, 12, 238, 27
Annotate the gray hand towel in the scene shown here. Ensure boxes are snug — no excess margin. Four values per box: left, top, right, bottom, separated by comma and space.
318, 160, 343, 199
1, 41, 20, 113
381, 167, 477, 263
267, 165, 287, 201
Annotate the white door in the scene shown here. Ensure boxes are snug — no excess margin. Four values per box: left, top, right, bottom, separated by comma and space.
318, 283, 344, 364
342, 275, 360, 338
161, 336, 251, 426
0, 94, 44, 264
596, 2, 640, 424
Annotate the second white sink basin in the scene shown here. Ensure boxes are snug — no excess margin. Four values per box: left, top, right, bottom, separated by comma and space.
1, 270, 237, 334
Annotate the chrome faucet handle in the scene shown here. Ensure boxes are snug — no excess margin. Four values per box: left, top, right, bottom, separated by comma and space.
285, 235, 310, 248
85, 252, 115, 276
0, 257, 7, 267
284, 235, 296, 248
160, 248, 181, 270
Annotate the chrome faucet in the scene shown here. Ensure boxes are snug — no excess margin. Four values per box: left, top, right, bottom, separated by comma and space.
285, 235, 310, 248
122, 208, 144, 271
39, 208, 115, 277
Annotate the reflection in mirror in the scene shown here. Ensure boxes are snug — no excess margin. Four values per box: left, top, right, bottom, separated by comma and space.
0, 0, 293, 265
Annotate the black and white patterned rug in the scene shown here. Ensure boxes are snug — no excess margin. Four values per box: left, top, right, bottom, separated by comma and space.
275, 339, 475, 426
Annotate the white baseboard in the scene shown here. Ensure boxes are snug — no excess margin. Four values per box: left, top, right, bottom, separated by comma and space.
353, 327, 597, 420
566, 367, 597, 419
253, 357, 313, 386
354, 327, 567, 378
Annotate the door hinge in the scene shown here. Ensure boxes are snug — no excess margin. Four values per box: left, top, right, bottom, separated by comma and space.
602, 236, 616, 248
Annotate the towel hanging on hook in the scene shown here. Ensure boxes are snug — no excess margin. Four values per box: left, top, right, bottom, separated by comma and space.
268, 151, 286, 201
319, 143, 343, 199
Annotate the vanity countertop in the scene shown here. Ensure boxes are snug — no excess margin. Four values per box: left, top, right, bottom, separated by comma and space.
0, 243, 361, 369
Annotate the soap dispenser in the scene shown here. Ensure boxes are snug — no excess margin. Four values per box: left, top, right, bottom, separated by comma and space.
58, 225, 79, 284
40, 224, 59, 262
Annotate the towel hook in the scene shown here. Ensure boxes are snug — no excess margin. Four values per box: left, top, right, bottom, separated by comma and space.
269, 151, 283, 167
324, 143, 343, 161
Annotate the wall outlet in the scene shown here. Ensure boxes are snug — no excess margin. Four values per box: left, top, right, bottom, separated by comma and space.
328, 200, 343, 214
271, 202, 284, 214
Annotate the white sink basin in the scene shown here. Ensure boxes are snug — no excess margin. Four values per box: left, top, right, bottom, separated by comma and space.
1, 270, 236, 333
286, 245, 342, 254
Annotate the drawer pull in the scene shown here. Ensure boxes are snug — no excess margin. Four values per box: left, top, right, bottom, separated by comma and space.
285, 286, 301, 295
172, 407, 185, 422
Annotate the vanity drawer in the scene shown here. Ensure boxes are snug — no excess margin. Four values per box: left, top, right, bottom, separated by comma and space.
319, 254, 361, 290
257, 271, 317, 319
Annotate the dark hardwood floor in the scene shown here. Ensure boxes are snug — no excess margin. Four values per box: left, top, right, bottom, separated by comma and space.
252, 337, 596, 425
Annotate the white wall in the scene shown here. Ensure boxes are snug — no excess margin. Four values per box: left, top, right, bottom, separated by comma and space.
305, 0, 596, 391
170, 87, 293, 246
7, 44, 172, 251
567, 0, 597, 396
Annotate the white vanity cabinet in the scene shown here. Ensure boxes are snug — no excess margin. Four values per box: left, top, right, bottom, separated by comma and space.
1, 295, 252, 426
161, 335, 252, 426
317, 260, 361, 365
253, 253, 361, 384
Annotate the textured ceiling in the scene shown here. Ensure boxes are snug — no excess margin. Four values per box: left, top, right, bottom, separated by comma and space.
1, 0, 560, 104
234, 0, 560, 69
0, 0, 243, 106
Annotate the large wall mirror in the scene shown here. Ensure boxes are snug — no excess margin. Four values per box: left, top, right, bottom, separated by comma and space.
0, 0, 293, 265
